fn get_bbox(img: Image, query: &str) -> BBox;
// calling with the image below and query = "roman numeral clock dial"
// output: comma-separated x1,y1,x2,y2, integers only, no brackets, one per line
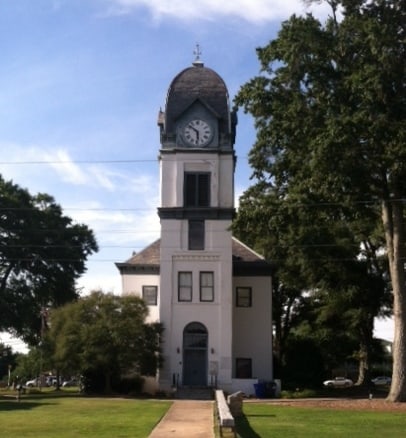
183,119,212,147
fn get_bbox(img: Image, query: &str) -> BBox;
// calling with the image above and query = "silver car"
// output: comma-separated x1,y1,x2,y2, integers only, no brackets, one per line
372,376,391,386
323,377,353,388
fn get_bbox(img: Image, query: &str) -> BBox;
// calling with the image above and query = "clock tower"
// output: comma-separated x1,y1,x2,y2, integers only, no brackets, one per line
157,53,237,390
117,51,273,397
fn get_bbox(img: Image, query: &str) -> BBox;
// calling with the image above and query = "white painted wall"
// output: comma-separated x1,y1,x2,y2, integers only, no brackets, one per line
159,217,234,389
232,276,273,380
160,152,234,208
121,274,160,322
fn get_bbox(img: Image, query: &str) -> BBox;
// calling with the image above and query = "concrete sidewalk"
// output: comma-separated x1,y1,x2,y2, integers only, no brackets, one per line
148,400,215,438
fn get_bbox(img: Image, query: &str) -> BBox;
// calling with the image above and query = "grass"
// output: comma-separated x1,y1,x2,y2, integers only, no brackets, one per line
235,403,406,438
0,389,171,438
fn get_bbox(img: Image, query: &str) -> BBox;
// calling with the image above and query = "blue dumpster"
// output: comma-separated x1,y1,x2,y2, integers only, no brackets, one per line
254,382,266,398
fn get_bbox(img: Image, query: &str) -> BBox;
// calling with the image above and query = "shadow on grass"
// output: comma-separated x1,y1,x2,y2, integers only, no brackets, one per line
27,391,81,399
0,398,56,412
319,385,388,399
235,414,265,438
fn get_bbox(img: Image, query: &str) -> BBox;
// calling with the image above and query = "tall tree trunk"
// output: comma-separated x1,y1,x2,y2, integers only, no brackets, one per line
356,347,369,387
382,200,406,402
356,317,373,387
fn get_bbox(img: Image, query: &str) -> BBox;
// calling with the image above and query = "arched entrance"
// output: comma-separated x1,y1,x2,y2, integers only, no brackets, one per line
183,322,208,386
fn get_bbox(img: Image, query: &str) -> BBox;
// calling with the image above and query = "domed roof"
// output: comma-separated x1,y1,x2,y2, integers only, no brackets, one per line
164,62,231,134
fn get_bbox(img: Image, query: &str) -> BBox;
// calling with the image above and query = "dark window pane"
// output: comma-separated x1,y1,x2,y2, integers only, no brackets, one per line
198,174,210,206
189,220,205,250
184,173,197,206
184,172,210,207
236,358,252,378
142,286,158,305
236,287,252,307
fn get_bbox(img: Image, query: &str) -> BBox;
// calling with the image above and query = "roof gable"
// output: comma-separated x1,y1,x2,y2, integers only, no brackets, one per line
116,237,271,277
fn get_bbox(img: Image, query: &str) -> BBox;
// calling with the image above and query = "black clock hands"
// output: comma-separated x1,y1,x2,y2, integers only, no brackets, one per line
187,124,200,144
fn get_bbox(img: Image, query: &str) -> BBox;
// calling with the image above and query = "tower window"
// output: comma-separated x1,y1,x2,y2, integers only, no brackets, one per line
184,172,210,207
178,272,193,302
200,272,214,302
189,220,205,250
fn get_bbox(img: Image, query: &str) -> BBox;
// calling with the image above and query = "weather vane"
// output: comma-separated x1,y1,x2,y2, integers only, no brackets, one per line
193,43,202,62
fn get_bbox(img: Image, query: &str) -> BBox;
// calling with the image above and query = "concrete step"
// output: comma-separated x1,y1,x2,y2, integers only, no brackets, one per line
175,386,214,400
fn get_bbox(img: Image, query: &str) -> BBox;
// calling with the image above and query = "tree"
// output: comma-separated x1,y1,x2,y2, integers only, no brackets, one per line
46,291,163,394
0,342,17,385
235,0,405,400
12,347,44,385
232,184,308,368
0,175,98,344
233,176,390,385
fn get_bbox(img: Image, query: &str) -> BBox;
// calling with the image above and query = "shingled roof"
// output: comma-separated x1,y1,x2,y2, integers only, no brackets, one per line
164,63,231,135
115,237,271,276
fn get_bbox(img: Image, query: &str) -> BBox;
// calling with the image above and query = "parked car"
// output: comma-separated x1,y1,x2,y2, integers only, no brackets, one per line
372,376,391,386
323,377,353,388
62,378,78,387
45,376,58,386
25,378,39,387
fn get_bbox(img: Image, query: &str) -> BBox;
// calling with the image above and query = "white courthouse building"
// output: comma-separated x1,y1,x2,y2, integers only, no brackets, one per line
116,55,273,396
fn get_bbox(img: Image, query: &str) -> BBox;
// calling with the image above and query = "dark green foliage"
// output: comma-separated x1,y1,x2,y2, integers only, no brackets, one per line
114,375,145,395
0,343,17,382
139,323,164,376
46,291,163,394
281,337,327,389
234,0,405,397
11,347,44,383
0,175,98,344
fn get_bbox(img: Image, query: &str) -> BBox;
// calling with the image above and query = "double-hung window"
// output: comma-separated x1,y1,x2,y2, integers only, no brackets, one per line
200,272,214,302
142,286,158,306
236,287,252,307
178,272,192,302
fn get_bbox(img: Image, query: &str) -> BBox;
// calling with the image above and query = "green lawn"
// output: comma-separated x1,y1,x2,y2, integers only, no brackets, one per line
236,403,406,438
0,390,171,438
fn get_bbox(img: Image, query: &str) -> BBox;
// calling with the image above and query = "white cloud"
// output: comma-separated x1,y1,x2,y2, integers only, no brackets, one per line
67,197,160,245
0,143,158,196
0,145,89,188
105,0,334,23
44,150,89,185
88,165,116,191
77,272,122,296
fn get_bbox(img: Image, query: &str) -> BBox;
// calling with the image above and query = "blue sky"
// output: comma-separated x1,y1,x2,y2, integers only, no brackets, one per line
0,0,392,350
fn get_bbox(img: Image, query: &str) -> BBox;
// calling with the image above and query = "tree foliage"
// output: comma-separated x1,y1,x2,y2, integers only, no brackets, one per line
234,0,405,400
0,175,98,344
11,347,44,385
46,291,163,394
0,342,17,383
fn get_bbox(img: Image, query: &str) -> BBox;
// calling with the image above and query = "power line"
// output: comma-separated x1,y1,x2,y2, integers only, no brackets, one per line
0,156,250,165
0,207,154,212
0,159,159,165
2,256,381,263
0,198,400,212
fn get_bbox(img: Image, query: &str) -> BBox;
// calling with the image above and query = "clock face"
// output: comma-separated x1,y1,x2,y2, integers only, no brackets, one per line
183,119,213,146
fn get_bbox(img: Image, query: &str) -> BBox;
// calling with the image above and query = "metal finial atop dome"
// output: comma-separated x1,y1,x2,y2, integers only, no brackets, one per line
192,43,204,67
